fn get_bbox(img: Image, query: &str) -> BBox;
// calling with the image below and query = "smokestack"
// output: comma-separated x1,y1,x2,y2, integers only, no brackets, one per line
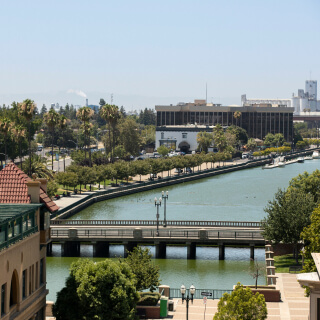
86,99,88,107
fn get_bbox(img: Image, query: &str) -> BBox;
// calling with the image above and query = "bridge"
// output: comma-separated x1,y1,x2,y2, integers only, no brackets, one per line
49,220,265,259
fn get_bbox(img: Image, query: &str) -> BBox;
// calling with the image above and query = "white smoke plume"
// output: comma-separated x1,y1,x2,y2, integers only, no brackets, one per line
67,89,87,98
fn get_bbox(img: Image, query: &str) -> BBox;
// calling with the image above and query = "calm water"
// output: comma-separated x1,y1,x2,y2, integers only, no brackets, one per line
47,159,320,301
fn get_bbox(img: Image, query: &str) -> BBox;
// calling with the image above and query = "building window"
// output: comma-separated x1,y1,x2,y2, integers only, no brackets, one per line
1,284,6,316
161,132,164,139
182,133,187,139
22,270,27,299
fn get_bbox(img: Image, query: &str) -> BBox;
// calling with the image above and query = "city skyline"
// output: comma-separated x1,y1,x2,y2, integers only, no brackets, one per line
0,0,319,110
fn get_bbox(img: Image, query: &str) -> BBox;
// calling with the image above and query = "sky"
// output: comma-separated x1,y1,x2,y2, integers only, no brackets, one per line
0,0,319,111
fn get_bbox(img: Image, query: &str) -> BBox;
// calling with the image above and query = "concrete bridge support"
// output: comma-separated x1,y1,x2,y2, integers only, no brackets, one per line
155,242,166,259
124,241,138,258
62,241,80,257
187,242,196,259
219,243,225,260
250,245,255,260
46,242,53,256
93,241,110,257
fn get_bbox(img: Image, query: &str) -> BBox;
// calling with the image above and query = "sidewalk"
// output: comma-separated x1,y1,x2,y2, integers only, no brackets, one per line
160,274,309,320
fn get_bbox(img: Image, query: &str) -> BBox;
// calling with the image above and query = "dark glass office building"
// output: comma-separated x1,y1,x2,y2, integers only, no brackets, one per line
156,103,294,141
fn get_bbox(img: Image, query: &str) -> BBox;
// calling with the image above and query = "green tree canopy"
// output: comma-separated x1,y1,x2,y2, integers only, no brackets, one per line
288,169,320,203
125,247,160,292
301,205,320,273
214,283,267,320
197,131,213,153
213,124,227,152
157,144,169,157
52,259,139,320
261,188,316,262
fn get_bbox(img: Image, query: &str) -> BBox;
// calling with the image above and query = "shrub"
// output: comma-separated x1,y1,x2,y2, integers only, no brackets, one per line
137,292,161,306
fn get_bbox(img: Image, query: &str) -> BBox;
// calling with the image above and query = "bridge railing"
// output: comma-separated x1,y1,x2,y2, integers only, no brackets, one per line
50,228,264,240
169,288,232,300
50,219,262,228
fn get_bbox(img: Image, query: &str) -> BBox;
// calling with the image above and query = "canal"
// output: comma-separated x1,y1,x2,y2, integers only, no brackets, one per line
47,159,320,301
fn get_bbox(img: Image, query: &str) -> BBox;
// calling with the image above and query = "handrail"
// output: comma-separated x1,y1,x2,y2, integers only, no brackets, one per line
50,227,264,241
51,219,262,228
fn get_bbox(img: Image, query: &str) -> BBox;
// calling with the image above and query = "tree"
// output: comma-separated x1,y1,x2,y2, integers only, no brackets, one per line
100,104,120,162
246,138,257,151
43,109,60,171
77,107,94,166
288,169,320,203
301,205,320,273
261,188,315,263
157,145,169,157
213,124,227,152
22,154,54,180
233,111,241,126
52,259,139,320
11,124,26,169
125,247,160,292
214,283,267,320
18,99,36,176
119,118,141,155
197,131,213,153
0,117,11,163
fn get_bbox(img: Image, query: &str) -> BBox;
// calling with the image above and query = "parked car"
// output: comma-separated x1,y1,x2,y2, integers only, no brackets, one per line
37,146,43,151
174,168,183,174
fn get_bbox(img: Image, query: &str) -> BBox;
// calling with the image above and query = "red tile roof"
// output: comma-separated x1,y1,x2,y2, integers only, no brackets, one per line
0,163,59,212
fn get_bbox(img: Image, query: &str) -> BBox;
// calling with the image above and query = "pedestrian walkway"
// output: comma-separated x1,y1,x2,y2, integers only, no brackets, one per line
159,274,309,320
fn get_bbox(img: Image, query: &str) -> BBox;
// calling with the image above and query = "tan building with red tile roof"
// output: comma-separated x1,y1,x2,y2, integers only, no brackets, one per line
0,163,59,213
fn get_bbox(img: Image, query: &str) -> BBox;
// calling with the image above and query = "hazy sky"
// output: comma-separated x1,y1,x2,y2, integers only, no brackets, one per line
0,0,319,110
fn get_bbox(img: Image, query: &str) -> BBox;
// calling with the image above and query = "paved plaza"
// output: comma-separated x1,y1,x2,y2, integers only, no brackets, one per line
161,274,309,320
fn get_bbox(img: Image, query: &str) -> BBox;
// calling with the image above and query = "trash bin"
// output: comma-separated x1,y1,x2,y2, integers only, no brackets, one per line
160,297,168,317
168,300,174,311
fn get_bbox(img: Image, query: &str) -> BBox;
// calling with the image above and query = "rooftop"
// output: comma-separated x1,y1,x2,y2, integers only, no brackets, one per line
0,204,42,224
0,163,59,212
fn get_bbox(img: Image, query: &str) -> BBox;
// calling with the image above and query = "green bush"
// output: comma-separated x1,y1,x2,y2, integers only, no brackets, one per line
137,292,161,306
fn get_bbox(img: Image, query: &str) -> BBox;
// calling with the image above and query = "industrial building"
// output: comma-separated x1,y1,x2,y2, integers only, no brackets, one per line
155,100,294,152
242,80,320,114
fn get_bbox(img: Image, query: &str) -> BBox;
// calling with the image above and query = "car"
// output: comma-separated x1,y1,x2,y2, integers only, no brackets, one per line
185,167,193,173
37,145,43,151
174,168,183,174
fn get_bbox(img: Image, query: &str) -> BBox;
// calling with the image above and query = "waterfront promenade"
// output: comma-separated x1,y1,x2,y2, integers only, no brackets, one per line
161,274,308,320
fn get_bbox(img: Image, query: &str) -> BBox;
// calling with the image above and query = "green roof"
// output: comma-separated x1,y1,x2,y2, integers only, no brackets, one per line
0,204,43,224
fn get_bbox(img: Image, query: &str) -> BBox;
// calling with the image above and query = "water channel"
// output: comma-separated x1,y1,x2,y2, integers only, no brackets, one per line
47,159,320,301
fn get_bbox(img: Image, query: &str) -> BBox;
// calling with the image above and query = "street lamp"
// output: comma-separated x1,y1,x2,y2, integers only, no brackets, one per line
161,191,169,227
180,284,196,320
154,197,162,236
68,140,78,150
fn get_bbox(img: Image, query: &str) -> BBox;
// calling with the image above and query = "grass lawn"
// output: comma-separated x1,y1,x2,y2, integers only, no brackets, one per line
274,254,303,273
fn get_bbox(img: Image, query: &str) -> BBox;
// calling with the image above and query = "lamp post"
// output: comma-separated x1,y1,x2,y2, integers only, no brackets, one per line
161,191,169,227
154,197,162,236
180,284,196,320
68,139,78,150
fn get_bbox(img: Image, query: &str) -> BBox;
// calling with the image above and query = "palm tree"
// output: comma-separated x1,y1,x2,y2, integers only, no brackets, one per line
22,154,54,180
100,104,120,163
0,117,12,165
233,111,241,126
43,109,60,171
18,99,36,175
58,115,68,171
77,107,94,166
11,123,26,169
